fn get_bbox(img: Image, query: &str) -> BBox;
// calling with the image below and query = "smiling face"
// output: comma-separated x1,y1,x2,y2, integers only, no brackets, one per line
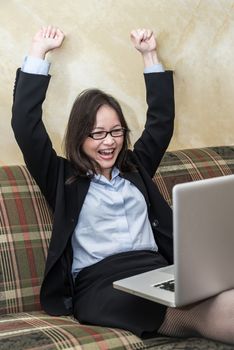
82,104,124,180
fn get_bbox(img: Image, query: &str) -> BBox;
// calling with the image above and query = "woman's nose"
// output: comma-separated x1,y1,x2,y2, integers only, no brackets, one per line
103,133,115,144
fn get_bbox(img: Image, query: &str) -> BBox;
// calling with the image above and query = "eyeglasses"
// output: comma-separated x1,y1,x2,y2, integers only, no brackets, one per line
88,127,128,140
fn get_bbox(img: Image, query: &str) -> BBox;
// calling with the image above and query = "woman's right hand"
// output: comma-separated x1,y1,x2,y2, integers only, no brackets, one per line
29,25,65,59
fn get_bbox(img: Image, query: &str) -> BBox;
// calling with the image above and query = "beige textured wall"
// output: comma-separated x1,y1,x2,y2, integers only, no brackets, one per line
1,0,234,165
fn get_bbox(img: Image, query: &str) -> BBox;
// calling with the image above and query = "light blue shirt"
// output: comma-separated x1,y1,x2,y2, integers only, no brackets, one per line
21,56,163,276
22,56,51,75
72,168,158,276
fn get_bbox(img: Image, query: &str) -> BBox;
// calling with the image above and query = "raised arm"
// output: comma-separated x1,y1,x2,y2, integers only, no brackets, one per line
12,26,65,209
130,29,174,177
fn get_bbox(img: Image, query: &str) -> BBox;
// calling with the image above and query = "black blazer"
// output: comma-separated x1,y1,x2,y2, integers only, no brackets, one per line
12,70,175,316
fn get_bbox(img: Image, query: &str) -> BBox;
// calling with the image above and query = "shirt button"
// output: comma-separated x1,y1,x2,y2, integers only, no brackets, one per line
152,219,159,228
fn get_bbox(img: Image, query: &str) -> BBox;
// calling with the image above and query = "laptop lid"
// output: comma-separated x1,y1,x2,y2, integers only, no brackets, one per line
173,174,234,306
114,174,234,307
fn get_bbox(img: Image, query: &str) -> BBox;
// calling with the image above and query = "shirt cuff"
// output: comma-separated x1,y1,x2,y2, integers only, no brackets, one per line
21,56,51,75
144,63,165,74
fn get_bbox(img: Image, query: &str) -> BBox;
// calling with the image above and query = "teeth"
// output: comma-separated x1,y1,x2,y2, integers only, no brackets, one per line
99,149,114,155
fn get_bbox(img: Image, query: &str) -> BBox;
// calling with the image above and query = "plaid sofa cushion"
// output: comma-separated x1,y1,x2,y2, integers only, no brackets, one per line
0,312,232,350
0,166,53,314
0,311,147,350
153,146,234,207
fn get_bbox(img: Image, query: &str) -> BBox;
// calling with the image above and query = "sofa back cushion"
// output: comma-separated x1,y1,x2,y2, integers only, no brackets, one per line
153,146,234,207
0,165,52,314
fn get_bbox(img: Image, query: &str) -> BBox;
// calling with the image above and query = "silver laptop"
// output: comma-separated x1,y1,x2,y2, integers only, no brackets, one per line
113,174,234,307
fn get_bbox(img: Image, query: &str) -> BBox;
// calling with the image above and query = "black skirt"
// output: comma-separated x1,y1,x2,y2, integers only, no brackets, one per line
73,250,169,338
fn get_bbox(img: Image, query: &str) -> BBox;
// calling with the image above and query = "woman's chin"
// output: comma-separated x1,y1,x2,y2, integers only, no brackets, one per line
97,157,116,170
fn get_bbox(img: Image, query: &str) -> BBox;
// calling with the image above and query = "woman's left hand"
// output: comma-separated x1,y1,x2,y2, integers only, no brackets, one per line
130,28,156,54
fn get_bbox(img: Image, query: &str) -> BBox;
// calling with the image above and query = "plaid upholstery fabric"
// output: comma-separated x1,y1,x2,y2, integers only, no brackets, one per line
0,312,232,350
153,146,234,207
0,312,146,350
0,165,53,314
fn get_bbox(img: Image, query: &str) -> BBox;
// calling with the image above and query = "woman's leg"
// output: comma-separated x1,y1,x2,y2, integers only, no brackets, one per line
158,289,234,344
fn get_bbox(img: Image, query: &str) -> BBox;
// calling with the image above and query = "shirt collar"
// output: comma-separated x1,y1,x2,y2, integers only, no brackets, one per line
92,167,120,184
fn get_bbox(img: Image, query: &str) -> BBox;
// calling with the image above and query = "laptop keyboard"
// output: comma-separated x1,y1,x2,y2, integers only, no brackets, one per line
153,279,175,292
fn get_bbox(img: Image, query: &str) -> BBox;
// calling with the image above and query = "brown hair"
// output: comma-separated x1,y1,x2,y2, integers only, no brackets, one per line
64,88,134,182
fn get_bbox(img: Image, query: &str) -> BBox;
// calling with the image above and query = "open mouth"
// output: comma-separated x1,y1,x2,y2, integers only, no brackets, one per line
98,148,115,158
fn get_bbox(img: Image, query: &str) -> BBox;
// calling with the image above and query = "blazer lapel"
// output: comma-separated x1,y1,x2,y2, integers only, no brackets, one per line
66,176,90,222
46,175,90,274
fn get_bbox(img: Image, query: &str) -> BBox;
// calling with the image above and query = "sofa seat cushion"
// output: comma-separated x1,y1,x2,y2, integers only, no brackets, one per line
0,311,148,350
0,312,232,350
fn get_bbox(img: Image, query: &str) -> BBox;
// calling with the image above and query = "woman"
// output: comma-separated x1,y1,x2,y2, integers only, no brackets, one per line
12,26,234,343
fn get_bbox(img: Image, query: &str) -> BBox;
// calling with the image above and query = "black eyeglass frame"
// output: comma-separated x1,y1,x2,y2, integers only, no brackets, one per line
88,127,129,140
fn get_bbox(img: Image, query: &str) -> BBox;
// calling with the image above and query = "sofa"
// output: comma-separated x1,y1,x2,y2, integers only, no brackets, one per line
0,145,234,350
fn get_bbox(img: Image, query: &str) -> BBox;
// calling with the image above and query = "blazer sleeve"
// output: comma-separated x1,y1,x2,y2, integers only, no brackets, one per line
11,69,60,209
133,71,175,177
